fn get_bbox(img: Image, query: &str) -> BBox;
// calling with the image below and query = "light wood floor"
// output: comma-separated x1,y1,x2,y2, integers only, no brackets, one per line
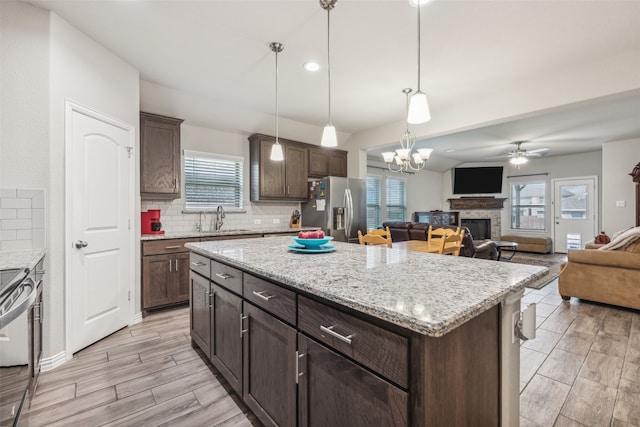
20,279,640,427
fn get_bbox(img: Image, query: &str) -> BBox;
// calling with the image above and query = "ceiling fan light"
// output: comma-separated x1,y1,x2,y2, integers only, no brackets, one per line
417,148,433,160
321,124,337,147
270,142,284,161
510,156,528,165
381,152,396,163
407,91,431,124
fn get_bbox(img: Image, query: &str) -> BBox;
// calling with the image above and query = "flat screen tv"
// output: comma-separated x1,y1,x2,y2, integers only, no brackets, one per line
453,166,503,194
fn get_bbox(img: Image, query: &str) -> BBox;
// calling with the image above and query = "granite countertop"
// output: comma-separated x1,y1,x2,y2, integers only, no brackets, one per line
186,236,547,337
141,226,317,241
0,249,47,272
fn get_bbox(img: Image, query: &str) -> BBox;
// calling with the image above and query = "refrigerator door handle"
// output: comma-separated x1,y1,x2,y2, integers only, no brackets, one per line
345,188,353,239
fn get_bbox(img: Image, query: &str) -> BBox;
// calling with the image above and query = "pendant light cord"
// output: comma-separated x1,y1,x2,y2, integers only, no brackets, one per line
416,3,421,92
275,47,279,142
327,7,332,125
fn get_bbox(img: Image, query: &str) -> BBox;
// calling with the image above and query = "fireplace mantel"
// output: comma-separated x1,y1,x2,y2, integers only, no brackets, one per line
448,197,507,210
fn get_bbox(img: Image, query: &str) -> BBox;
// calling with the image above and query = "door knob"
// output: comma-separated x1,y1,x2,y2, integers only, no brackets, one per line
75,240,88,249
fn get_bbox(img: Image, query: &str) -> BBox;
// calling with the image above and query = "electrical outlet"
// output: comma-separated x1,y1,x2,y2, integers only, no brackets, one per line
616,200,626,208
273,218,280,224
254,219,262,224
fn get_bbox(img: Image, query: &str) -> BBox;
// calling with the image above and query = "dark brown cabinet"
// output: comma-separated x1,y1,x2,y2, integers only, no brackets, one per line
210,283,243,396
242,302,297,427
298,334,408,427
308,147,348,178
190,271,211,356
142,239,196,314
249,134,308,201
140,112,183,199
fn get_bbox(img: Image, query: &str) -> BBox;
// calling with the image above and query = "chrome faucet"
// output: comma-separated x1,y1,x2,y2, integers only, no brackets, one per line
196,211,204,232
215,205,225,231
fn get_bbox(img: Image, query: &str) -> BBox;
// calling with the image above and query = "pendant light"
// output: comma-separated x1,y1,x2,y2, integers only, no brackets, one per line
320,0,338,147
270,42,284,161
407,0,431,124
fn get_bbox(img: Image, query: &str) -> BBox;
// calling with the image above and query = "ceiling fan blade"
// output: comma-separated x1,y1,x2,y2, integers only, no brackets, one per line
526,147,550,154
485,154,513,160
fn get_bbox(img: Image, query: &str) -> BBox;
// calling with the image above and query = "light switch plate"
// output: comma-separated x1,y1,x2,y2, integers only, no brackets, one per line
273,218,280,224
616,200,626,207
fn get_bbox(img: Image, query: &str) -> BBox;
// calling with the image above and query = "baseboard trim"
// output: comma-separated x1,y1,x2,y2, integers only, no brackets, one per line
40,351,66,372
130,312,142,326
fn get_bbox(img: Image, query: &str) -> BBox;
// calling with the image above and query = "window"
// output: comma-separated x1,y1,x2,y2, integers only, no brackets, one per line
184,150,243,210
366,176,381,230
386,177,407,223
510,181,545,230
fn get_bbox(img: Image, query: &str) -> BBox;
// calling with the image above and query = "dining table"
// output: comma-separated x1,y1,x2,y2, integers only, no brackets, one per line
393,239,463,254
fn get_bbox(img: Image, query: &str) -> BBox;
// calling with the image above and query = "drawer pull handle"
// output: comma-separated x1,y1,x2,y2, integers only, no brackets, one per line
191,261,206,267
165,245,181,249
320,325,354,345
215,273,232,280
252,290,275,301
240,314,248,338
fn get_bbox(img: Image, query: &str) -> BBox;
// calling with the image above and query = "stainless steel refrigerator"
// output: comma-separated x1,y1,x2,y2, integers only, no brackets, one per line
302,176,366,243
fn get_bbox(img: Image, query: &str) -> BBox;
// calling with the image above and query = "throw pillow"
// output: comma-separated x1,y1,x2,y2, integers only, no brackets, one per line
598,226,640,251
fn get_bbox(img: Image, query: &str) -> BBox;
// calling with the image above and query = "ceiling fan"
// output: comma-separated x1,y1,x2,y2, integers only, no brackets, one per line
488,141,550,165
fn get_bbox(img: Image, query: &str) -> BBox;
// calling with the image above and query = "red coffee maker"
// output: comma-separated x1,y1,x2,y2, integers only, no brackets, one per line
141,209,164,235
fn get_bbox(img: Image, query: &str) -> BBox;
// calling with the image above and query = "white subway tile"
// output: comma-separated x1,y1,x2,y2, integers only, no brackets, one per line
0,230,17,241
0,188,17,198
0,209,17,220
17,189,41,198
1,240,32,251
32,209,45,228
17,229,32,240
1,198,31,209
32,229,46,249
1,219,32,230
17,209,32,219
31,191,46,209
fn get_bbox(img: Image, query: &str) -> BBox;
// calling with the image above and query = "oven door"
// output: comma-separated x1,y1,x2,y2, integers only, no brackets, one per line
0,277,36,426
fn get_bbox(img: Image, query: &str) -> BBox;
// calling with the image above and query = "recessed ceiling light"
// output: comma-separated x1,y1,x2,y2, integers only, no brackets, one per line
304,62,320,72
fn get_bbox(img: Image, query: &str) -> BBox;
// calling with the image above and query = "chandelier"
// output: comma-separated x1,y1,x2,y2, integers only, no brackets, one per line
381,88,433,173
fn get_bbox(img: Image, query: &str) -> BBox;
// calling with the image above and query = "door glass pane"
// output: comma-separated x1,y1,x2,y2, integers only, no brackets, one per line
560,185,587,219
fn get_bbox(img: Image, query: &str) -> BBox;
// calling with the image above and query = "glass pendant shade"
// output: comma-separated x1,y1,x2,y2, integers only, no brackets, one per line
270,142,284,161
510,155,528,165
407,91,431,124
381,152,396,163
417,148,433,160
321,124,337,147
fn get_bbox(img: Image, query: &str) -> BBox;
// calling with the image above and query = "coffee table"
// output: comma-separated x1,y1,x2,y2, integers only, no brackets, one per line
495,241,518,261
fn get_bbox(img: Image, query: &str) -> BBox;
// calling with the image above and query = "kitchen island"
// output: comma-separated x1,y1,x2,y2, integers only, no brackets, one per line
186,236,547,426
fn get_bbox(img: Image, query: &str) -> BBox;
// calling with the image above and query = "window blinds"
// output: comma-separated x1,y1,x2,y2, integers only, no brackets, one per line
385,177,407,222
366,176,382,229
184,151,243,210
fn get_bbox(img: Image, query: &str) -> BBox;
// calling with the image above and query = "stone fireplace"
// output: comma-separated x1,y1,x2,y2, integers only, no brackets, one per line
448,198,506,241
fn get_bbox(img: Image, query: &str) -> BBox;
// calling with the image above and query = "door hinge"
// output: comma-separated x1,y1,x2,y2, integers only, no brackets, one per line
128,291,131,301
125,146,134,158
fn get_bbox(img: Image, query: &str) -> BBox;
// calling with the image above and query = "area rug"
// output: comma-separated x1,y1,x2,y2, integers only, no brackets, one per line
510,253,567,289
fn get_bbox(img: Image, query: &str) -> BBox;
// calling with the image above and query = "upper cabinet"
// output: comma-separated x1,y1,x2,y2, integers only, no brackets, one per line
140,112,184,199
249,134,308,201
308,147,348,178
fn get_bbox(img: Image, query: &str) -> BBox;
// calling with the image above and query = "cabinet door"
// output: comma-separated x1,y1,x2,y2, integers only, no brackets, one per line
190,272,211,356
211,283,243,396
259,139,286,198
298,334,408,427
142,254,173,309
328,151,347,177
174,252,191,303
285,144,308,199
308,148,328,177
140,113,182,199
243,302,296,427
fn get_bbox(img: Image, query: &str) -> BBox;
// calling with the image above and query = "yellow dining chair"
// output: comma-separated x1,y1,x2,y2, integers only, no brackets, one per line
427,226,460,255
358,228,392,248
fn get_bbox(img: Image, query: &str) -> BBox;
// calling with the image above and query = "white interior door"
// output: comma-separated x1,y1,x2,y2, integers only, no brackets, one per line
67,104,134,354
553,177,597,253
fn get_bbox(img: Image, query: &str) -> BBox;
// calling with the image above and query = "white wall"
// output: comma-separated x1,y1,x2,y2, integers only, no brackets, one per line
440,152,602,237
1,1,140,363
602,138,640,233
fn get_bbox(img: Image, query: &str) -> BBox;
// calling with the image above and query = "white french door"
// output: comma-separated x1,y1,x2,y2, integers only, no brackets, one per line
552,177,597,253
66,102,134,354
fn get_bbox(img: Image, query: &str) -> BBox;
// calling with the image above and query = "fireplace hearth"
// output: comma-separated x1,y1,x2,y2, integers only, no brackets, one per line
461,218,491,240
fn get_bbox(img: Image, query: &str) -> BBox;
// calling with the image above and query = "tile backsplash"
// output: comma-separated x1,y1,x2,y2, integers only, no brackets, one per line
0,188,47,251
141,198,301,233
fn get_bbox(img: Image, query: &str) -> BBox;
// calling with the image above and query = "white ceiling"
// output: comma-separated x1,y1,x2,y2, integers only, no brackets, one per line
25,0,640,165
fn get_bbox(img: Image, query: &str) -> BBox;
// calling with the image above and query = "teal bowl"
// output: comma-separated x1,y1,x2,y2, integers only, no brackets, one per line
292,236,333,248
